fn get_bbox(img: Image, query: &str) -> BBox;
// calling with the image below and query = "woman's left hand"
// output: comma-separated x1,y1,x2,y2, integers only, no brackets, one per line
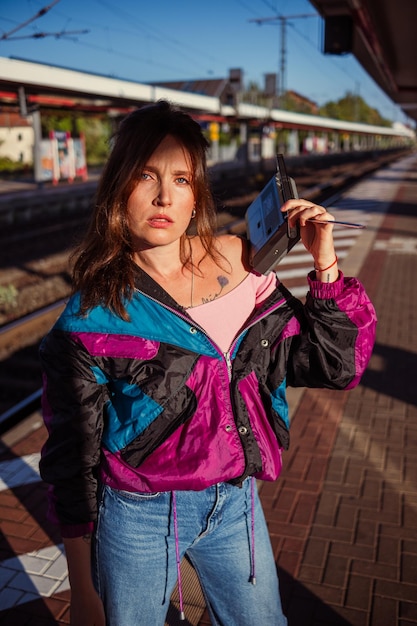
281,198,337,271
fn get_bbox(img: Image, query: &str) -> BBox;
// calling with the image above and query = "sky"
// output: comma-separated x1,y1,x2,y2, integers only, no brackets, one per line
0,0,411,126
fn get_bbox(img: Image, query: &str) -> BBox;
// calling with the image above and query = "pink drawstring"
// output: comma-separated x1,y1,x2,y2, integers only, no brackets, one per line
172,491,185,620
250,477,256,585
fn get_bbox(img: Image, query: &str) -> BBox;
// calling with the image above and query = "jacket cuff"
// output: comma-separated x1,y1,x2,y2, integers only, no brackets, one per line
60,521,95,538
307,270,344,299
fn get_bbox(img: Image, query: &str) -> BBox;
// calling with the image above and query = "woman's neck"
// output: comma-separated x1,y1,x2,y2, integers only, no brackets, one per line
132,239,189,281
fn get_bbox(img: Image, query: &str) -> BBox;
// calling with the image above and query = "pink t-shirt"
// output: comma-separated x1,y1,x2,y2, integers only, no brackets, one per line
187,271,276,352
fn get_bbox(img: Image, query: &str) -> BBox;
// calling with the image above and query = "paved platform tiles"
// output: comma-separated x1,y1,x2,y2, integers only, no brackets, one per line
1,153,417,624
266,155,417,626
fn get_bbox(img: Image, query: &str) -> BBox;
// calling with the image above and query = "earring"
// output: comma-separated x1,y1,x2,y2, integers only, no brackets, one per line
191,208,196,219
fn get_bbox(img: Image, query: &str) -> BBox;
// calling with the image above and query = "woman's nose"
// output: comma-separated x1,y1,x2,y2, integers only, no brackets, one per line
155,180,171,205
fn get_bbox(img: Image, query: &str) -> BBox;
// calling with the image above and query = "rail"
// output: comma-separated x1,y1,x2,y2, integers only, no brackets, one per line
0,301,66,433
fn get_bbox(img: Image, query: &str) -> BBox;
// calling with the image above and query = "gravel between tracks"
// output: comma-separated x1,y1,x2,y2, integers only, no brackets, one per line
0,250,72,326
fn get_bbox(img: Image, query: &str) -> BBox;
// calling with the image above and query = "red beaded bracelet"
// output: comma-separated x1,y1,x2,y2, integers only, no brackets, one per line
314,255,338,272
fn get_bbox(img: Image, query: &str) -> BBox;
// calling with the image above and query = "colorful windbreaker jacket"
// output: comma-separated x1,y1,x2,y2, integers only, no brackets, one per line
39,268,376,536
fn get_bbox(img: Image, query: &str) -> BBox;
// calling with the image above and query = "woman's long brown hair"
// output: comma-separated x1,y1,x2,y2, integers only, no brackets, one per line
71,100,220,320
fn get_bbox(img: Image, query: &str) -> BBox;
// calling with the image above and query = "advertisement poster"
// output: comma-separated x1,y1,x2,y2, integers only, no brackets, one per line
39,140,54,182
34,131,88,184
73,135,88,180
50,130,75,182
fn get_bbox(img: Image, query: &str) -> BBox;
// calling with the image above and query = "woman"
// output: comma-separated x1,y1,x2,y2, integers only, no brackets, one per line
39,100,376,626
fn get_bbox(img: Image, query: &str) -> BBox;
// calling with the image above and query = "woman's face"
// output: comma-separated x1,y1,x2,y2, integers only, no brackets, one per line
127,135,196,253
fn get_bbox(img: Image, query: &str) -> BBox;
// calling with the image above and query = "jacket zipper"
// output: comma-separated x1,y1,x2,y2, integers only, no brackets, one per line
224,350,233,381
134,288,288,464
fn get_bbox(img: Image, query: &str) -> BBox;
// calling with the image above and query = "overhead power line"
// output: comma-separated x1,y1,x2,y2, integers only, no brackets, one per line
1,0,62,40
3,29,90,41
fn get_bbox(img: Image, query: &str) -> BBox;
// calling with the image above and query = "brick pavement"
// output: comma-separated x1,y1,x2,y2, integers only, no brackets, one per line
1,153,417,625
255,153,417,626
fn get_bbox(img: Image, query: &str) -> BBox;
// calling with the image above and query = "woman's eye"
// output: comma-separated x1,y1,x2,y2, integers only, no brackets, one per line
176,177,189,184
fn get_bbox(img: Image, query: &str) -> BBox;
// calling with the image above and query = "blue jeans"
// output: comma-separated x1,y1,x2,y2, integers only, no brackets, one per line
93,479,287,626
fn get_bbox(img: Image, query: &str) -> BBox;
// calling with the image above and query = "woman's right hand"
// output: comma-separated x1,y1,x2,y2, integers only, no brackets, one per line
70,587,106,626
63,535,106,625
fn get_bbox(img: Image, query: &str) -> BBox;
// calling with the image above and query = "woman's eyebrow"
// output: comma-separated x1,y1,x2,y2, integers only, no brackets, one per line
142,165,192,176
173,169,192,177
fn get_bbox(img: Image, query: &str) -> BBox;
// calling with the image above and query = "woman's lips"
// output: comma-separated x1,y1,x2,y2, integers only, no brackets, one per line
147,214,173,228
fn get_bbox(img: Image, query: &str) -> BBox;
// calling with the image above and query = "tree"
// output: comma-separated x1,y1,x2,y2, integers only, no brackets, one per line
40,112,112,166
319,92,390,126
77,117,111,166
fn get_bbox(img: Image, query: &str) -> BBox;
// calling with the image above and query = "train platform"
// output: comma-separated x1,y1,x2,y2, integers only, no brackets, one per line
0,152,417,625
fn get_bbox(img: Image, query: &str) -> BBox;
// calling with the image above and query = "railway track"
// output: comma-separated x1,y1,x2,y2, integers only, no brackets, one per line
0,149,410,433
0,301,65,433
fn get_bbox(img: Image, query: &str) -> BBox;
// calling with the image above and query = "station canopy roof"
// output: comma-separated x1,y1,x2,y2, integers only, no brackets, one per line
309,0,417,124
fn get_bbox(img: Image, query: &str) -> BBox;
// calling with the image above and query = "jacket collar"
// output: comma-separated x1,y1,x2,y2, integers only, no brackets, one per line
133,264,189,315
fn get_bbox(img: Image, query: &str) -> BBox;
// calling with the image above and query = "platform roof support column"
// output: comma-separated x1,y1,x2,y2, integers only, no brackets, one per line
239,121,249,170
342,133,350,151
32,109,43,185
288,129,299,156
209,122,220,164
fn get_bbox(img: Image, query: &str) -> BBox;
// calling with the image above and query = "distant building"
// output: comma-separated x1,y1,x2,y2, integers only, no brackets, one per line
284,90,319,115
149,68,243,107
0,109,34,163
150,69,319,117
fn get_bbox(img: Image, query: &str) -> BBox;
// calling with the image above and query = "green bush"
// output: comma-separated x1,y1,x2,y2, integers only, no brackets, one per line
0,284,18,313
0,157,31,174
